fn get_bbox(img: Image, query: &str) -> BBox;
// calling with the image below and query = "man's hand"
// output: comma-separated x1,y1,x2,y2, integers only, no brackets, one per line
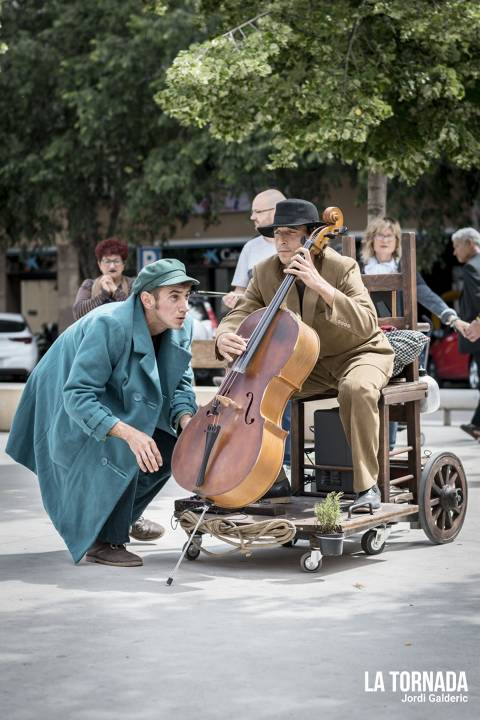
465,318,480,342
109,421,162,473
99,274,118,296
216,332,247,362
453,318,470,338
178,414,192,430
222,290,244,309
284,248,335,307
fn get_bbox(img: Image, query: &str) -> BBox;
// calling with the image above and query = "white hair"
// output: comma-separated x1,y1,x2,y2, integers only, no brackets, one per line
451,227,480,246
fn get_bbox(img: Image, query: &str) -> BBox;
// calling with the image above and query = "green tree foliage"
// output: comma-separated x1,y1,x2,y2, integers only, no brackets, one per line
161,0,480,184
388,164,480,272
0,0,265,276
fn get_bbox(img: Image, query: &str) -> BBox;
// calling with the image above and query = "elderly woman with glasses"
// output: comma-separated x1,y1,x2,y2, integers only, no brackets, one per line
361,217,467,332
73,237,135,320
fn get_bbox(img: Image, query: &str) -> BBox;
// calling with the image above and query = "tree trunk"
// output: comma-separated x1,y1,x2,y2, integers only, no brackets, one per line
0,246,6,312
471,199,480,228
56,231,80,332
367,172,387,222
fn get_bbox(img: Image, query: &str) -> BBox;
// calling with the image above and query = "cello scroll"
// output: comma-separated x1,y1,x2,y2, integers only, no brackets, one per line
308,206,346,256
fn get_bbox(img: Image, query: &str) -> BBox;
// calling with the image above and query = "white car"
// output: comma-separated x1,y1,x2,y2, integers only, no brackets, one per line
0,313,39,380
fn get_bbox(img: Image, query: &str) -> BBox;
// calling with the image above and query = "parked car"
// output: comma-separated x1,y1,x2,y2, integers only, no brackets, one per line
0,313,39,381
428,328,479,389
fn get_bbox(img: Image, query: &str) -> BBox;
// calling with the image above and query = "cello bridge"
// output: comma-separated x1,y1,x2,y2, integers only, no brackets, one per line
216,394,242,411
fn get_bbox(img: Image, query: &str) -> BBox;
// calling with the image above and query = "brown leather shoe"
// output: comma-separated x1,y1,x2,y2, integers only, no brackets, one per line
86,541,143,567
130,516,165,541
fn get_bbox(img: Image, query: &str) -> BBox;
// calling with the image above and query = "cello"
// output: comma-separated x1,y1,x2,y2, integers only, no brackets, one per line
172,207,345,508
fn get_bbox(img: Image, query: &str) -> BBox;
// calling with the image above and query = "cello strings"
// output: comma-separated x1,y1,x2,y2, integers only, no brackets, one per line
212,234,316,402
234,234,317,371
210,272,295,404
210,230,321,404
216,273,293,398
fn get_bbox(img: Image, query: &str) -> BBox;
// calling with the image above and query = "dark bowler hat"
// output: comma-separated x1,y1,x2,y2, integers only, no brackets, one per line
132,258,199,295
258,199,320,238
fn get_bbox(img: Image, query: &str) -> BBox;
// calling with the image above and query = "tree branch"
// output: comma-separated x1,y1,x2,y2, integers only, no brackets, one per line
343,0,368,90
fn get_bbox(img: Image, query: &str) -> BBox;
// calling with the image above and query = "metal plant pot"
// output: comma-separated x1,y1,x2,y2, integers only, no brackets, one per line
318,532,344,556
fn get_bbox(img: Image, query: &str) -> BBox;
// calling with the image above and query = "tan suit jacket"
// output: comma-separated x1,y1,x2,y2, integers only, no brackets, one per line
217,246,394,381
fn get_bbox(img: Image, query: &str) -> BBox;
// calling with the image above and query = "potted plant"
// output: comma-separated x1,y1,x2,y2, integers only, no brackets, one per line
314,491,344,556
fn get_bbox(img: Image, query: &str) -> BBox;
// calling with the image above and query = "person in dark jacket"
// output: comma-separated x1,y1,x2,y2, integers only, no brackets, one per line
452,227,480,439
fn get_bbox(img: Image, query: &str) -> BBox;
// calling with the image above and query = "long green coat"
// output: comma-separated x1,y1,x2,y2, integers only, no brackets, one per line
6,295,197,563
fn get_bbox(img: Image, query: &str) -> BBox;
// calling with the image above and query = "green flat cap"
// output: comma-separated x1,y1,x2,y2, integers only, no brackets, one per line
132,258,199,294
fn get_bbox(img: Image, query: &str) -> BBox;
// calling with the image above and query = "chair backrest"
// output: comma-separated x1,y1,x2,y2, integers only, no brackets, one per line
191,339,226,370
342,232,421,381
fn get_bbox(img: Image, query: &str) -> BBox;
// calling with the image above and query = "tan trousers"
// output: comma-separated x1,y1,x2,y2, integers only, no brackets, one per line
298,359,390,493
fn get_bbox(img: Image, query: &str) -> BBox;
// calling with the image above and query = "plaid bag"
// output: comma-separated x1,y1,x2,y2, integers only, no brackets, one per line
384,329,428,376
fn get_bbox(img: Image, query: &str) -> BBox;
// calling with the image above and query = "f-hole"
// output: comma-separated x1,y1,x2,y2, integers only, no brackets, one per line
244,392,255,425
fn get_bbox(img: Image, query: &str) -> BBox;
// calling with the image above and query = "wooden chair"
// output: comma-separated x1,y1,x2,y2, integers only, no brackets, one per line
191,340,227,386
291,232,428,505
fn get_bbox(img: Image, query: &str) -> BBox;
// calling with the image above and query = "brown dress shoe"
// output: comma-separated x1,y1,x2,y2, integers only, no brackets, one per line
130,516,165,541
86,542,143,567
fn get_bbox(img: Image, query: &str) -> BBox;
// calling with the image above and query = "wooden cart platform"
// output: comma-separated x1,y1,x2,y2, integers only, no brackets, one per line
173,494,422,572
175,495,418,536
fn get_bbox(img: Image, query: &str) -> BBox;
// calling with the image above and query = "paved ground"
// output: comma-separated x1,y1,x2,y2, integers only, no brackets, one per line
1,407,479,720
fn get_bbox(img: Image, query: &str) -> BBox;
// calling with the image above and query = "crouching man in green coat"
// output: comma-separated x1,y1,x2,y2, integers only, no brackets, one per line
6,259,199,568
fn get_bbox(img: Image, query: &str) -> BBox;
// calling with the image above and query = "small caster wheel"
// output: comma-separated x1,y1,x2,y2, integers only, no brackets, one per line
361,529,385,555
183,539,201,561
300,552,322,573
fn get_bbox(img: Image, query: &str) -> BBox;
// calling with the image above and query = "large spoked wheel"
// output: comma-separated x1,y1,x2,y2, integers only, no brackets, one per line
419,452,467,544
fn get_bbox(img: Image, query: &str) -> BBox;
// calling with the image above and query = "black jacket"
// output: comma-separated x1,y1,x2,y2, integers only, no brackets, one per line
459,253,480,355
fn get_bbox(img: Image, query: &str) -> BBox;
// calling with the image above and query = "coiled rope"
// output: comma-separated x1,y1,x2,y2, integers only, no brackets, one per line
179,510,296,558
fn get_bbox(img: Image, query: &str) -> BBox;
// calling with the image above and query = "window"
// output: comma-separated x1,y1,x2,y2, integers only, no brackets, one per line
0,320,26,333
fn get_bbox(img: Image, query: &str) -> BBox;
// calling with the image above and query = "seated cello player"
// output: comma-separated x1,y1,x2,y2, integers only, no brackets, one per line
215,199,394,512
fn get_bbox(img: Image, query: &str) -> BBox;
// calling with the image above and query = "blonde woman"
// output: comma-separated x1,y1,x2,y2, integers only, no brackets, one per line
361,217,402,274
361,217,466,330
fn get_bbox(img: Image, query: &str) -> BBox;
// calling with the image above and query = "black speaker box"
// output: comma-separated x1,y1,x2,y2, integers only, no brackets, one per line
314,408,355,493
